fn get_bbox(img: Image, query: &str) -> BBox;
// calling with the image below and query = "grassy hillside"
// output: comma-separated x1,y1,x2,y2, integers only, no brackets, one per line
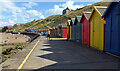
10,2,110,31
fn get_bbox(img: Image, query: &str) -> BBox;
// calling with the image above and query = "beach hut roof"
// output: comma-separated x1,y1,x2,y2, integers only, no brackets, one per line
74,16,81,25
96,6,107,15
59,24,61,26
62,24,68,28
88,6,107,21
76,16,81,22
85,12,91,19
102,1,119,18
67,20,71,26
80,12,91,23
70,18,75,26
53,27,55,29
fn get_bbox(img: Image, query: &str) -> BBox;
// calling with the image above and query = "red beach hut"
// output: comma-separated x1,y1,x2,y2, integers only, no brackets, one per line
80,12,91,46
61,24,68,38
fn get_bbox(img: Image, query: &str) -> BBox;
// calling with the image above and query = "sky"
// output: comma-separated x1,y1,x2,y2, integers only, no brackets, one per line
0,0,104,27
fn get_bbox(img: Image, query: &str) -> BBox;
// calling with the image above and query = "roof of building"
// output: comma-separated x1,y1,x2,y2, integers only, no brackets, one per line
102,1,119,18
88,6,107,21
70,18,75,26
67,20,71,26
80,12,91,23
95,6,107,15
66,7,70,10
63,7,70,11
85,12,91,19
74,16,81,25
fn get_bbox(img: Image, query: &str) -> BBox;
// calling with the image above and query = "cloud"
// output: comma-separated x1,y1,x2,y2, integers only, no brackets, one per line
0,22,9,27
21,18,28,22
46,0,84,15
23,10,45,19
61,0,84,10
26,10,42,17
9,20,15,24
0,0,21,13
0,0,45,27
87,4,92,6
46,5,63,15
22,2,38,8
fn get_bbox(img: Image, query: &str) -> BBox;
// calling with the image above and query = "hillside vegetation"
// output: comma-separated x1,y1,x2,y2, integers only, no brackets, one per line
10,1,110,31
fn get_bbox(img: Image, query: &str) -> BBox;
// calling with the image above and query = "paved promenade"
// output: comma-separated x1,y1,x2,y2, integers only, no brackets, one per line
1,36,120,71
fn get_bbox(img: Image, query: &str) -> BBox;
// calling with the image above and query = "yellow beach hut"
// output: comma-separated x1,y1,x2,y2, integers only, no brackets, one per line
88,6,107,51
67,20,71,40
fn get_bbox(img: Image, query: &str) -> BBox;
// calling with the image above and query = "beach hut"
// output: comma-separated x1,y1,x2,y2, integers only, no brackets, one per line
55,27,57,36
102,2,120,55
54,27,55,36
57,26,59,37
53,27,55,36
61,24,68,38
80,12,91,46
88,6,107,51
70,18,76,42
67,20,71,40
58,24,62,37
74,16,82,43
50,29,54,37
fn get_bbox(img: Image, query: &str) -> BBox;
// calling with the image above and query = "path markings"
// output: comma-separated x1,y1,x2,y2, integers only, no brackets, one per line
17,40,40,71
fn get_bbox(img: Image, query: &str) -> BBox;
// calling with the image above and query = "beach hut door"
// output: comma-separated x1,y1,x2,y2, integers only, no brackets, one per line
93,17,99,48
110,12,118,52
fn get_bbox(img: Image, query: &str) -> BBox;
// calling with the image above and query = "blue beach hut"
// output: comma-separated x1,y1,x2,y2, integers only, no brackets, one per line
102,1,120,55
70,18,76,42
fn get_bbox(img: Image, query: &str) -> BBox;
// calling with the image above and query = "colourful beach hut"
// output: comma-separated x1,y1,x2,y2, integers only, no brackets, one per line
58,24,62,37
67,20,71,40
55,27,57,36
61,24,68,38
57,26,59,37
102,2,120,55
70,18,76,42
88,6,107,51
74,16,82,43
53,27,55,36
50,29,53,36
80,12,91,46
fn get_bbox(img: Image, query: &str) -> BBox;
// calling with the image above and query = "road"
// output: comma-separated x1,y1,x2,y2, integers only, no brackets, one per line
1,36,120,71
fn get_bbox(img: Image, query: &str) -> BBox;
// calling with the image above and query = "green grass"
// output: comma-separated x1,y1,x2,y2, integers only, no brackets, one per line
1,43,27,63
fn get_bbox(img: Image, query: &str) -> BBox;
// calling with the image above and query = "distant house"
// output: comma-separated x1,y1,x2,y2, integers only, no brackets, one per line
14,23,21,26
2,26,12,32
62,7,71,15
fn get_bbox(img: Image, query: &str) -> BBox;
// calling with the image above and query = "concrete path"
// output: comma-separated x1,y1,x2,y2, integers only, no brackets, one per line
1,36,120,71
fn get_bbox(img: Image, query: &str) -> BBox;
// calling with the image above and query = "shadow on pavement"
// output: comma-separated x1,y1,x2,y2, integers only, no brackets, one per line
31,36,120,70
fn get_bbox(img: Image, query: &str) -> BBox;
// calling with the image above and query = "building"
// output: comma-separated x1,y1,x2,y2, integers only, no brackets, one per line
74,16,82,43
70,18,76,42
67,20,71,40
14,23,21,26
2,26,12,32
61,24,68,38
58,24,62,37
102,1,120,55
88,6,107,51
80,12,91,46
62,7,71,15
